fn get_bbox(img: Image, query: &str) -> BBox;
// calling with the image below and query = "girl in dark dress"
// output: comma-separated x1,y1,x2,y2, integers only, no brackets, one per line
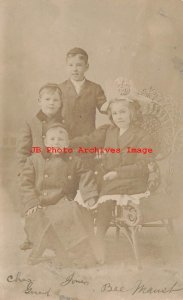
71,97,155,263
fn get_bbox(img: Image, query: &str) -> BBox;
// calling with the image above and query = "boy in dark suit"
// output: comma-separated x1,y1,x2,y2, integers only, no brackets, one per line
16,83,63,175
59,49,107,253
20,123,98,266
59,47,106,138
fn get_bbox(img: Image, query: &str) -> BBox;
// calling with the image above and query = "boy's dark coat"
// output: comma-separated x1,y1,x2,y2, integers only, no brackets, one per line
59,79,106,138
21,153,98,214
21,153,98,252
16,110,62,174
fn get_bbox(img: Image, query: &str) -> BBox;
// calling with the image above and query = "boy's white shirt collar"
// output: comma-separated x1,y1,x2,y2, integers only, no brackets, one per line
119,127,128,136
70,78,86,94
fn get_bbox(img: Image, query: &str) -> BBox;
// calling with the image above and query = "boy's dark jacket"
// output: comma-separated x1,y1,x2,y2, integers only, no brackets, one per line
71,124,155,196
20,152,98,214
16,110,63,174
59,79,106,138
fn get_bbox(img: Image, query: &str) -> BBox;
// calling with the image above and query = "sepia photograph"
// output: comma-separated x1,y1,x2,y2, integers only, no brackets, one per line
1,0,183,299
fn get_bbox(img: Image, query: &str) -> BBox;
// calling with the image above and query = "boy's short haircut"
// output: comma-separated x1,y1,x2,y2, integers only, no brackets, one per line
39,83,62,99
66,47,88,64
46,122,68,137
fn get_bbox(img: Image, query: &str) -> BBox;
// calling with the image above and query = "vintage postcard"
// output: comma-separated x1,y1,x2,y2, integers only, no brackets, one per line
1,0,183,299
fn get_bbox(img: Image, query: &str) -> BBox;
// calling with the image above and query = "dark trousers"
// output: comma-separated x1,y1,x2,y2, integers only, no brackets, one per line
95,200,114,262
96,200,114,237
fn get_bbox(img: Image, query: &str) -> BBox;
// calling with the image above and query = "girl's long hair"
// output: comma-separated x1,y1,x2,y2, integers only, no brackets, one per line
107,98,143,127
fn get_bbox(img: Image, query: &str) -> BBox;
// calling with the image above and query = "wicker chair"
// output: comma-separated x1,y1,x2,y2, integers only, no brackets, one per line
109,87,183,269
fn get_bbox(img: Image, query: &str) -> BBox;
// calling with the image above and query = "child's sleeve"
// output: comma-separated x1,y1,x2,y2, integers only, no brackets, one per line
75,157,98,203
114,134,154,179
96,84,107,113
16,122,32,175
70,124,109,148
20,157,38,214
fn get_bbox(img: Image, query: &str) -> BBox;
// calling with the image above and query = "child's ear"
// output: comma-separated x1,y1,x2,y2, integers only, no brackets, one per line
86,63,89,71
38,97,41,105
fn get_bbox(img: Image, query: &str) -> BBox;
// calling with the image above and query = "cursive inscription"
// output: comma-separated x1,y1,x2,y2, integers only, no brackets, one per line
101,282,130,293
132,280,183,295
7,272,51,296
7,272,32,285
60,272,89,286
101,280,183,296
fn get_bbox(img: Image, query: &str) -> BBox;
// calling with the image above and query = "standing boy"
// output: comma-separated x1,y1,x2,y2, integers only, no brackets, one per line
16,83,63,175
59,48,107,249
59,47,106,138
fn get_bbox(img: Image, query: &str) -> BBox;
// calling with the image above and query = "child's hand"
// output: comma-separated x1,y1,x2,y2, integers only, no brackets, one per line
103,171,118,181
25,206,38,217
86,198,97,209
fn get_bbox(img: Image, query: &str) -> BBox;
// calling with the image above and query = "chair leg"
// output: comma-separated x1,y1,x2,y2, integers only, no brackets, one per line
118,225,142,269
115,226,120,242
129,226,142,270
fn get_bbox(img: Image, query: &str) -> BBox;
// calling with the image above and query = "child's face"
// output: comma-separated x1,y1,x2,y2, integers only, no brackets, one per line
44,128,69,148
66,55,89,81
38,90,62,118
111,102,131,129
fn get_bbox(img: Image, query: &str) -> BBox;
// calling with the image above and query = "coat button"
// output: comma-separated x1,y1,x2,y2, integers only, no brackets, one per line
44,174,48,178
69,156,72,160
62,119,65,124
94,171,98,175
42,120,46,124
43,191,47,196
42,135,46,138
68,175,72,180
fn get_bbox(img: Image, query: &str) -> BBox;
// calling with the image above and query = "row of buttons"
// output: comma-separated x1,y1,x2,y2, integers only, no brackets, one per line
43,174,72,179
42,175,72,196
42,120,65,124
45,156,73,161
41,119,65,138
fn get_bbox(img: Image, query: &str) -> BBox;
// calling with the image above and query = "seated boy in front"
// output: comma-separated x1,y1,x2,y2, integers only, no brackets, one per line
20,123,98,266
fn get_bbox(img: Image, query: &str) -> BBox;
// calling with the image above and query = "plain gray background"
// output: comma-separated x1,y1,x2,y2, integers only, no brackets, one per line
1,0,183,140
